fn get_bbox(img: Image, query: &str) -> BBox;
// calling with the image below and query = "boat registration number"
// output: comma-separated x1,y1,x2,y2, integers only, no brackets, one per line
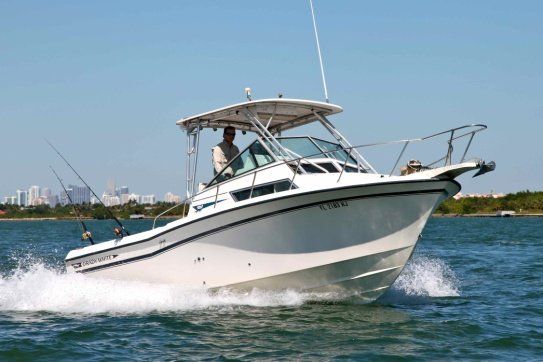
319,200,349,211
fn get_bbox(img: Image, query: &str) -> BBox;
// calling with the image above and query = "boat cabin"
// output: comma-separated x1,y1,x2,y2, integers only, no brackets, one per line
175,98,375,214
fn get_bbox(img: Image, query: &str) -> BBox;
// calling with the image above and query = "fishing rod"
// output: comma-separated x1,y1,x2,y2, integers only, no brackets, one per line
50,166,94,245
45,139,130,237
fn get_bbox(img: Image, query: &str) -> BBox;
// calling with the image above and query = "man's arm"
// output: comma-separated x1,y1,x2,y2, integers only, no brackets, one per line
212,146,225,174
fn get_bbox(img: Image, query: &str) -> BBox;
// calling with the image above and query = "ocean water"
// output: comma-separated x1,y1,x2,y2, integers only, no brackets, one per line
0,218,541,360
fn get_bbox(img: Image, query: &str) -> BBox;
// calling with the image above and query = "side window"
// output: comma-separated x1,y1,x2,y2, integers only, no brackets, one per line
316,163,339,173
231,180,296,201
300,163,326,173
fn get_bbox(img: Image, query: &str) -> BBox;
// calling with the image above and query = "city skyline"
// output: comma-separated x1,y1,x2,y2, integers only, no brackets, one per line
1,2,542,196
2,180,181,207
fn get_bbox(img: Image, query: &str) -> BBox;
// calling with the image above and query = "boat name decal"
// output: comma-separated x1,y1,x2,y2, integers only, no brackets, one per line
194,199,225,212
72,254,119,269
319,201,349,211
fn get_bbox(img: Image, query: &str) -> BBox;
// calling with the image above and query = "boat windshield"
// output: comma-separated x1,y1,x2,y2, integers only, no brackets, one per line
277,137,322,159
208,140,274,186
276,137,357,163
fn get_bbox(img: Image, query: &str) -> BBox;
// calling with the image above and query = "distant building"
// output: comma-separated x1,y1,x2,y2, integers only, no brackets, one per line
48,195,59,207
114,186,129,198
28,185,40,206
453,192,506,200
100,192,109,205
32,196,48,206
41,187,51,198
128,193,141,204
60,190,71,206
3,196,16,205
101,193,121,207
106,179,116,197
120,193,131,205
68,184,91,204
141,195,156,205
164,192,181,204
16,190,28,206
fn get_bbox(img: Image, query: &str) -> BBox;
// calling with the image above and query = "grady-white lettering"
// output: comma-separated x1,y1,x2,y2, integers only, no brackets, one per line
72,254,118,269
319,201,349,211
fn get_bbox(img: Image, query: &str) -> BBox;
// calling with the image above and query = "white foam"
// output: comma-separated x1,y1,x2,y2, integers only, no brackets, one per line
392,256,460,297
0,263,313,314
0,255,459,314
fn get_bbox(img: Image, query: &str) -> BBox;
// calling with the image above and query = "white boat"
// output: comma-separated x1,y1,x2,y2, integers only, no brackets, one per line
65,98,494,301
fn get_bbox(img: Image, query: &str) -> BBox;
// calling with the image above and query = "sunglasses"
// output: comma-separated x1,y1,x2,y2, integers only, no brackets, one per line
225,132,236,136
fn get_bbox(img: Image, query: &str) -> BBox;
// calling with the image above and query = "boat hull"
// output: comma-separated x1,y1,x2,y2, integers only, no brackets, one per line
65,179,459,301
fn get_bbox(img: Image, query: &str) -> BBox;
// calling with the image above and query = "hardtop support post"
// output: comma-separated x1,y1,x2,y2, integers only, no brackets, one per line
191,124,201,197
242,107,291,160
185,124,201,199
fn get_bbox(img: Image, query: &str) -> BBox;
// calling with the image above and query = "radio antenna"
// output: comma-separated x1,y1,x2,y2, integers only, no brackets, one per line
309,0,329,103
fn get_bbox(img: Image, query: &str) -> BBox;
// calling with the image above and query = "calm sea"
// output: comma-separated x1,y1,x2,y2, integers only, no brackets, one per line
0,218,541,360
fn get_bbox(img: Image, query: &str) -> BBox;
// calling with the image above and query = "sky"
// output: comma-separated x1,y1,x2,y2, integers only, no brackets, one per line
1,1,542,199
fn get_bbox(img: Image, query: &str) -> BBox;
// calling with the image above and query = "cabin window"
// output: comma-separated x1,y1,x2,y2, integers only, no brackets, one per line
300,163,326,173
316,162,339,173
231,180,296,201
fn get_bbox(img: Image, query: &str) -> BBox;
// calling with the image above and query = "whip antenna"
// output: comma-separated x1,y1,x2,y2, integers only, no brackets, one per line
309,0,329,103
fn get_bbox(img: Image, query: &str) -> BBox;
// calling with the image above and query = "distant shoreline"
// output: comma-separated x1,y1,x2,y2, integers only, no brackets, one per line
1,214,542,221
0,216,179,221
433,213,543,218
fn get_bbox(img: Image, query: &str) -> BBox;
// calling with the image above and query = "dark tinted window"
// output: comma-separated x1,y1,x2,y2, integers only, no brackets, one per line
317,163,339,173
300,163,326,173
231,180,296,201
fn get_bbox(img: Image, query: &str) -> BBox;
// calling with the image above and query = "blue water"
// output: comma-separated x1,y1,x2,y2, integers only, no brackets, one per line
0,218,542,360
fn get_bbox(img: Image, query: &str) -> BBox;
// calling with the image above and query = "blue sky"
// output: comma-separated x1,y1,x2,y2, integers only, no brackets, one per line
1,1,542,199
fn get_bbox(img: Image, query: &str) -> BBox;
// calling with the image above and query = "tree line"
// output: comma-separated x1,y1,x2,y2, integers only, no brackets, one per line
0,201,188,219
436,190,543,215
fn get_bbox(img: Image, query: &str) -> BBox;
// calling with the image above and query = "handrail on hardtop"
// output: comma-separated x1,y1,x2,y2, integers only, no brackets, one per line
152,124,487,229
